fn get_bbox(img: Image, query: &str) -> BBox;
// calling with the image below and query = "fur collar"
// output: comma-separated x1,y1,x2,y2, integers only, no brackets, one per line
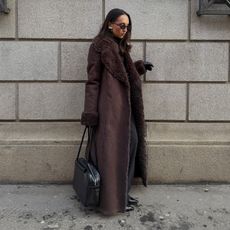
92,35,140,87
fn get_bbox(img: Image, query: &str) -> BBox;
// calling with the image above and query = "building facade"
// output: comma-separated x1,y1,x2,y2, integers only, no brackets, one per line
0,0,229,183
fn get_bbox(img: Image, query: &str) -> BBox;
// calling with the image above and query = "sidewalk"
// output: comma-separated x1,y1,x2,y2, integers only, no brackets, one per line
0,184,230,230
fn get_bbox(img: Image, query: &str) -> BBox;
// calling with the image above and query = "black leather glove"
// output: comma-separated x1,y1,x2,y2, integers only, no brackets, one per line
143,61,154,71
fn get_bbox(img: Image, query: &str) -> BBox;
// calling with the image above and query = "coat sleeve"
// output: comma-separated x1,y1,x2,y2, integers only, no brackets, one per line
134,60,146,76
81,44,102,126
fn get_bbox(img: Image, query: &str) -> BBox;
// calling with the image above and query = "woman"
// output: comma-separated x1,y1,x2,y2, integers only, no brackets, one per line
81,8,153,215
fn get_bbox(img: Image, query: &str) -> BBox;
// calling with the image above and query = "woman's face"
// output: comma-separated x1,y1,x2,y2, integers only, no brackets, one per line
109,14,129,39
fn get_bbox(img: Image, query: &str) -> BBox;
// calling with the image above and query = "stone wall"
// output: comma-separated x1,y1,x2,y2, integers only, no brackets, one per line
0,0,229,183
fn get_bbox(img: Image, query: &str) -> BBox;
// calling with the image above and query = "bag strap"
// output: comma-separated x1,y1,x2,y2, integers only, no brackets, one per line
76,126,88,161
76,126,98,166
86,127,99,167
85,126,93,159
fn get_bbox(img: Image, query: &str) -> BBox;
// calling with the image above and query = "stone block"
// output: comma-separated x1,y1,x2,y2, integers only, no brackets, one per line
146,42,229,81
189,84,230,120
191,0,230,40
61,42,90,81
146,122,230,144
148,145,230,183
0,42,58,81
0,144,77,182
0,84,15,119
130,42,144,61
0,0,15,38
0,122,86,182
143,83,186,120
19,83,84,120
105,0,188,39
18,0,102,39
0,122,82,144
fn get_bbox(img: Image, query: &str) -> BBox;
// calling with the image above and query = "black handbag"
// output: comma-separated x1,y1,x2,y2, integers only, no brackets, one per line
73,126,100,207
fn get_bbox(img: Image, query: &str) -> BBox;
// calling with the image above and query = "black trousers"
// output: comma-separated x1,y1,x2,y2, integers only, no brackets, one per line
126,111,138,203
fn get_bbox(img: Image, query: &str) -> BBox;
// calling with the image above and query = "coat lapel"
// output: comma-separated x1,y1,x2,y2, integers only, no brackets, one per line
92,35,130,87
124,51,142,90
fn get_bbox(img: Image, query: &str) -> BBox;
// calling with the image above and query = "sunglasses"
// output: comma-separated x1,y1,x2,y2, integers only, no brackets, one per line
113,23,130,31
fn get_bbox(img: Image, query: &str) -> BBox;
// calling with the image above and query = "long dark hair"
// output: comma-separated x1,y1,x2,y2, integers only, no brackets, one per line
97,8,132,53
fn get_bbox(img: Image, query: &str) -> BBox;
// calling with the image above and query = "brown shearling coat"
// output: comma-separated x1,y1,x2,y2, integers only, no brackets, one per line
81,34,148,215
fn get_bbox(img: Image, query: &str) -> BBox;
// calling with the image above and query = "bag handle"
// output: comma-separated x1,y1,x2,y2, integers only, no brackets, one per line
76,126,97,165
85,126,94,159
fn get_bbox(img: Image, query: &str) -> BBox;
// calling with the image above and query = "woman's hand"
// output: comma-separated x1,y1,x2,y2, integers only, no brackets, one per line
143,61,154,71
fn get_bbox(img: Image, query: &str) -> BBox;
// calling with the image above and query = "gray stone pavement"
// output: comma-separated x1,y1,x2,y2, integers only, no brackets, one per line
0,184,230,230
